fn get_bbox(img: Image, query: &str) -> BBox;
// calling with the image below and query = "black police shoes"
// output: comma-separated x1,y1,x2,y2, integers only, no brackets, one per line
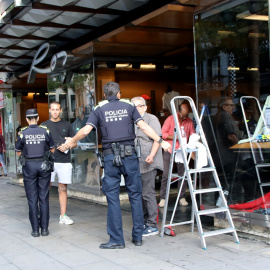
41,229,49,236
99,242,125,249
132,239,142,246
31,230,40,237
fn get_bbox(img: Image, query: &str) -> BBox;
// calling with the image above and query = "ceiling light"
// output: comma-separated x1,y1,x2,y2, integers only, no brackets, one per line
116,64,130,68
243,14,269,21
228,66,240,71
217,31,236,36
141,64,156,69
249,33,265,37
247,68,259,71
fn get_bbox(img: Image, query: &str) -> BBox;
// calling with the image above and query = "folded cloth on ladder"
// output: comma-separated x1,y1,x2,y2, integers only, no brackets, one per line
194,142,208,169
175,133,207,168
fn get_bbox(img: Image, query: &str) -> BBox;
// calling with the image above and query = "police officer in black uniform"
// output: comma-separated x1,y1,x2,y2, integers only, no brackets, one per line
60,82,171,249
15,109,55,237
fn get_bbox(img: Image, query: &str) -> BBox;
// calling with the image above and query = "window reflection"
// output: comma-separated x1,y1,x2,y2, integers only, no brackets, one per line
195,0,270,221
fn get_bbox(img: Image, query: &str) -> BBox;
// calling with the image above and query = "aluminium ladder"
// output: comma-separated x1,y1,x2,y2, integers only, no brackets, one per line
239,96,270,215
160,96,239,249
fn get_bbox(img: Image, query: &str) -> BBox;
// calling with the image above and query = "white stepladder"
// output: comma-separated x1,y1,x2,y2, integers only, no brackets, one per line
239,96,270,214
160,96,239,249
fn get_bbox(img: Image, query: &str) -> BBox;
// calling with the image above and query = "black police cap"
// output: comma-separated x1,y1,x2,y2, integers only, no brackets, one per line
26,109,39,117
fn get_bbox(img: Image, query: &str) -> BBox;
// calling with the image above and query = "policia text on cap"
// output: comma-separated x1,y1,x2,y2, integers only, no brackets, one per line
15,109,55,237
58,82,171,249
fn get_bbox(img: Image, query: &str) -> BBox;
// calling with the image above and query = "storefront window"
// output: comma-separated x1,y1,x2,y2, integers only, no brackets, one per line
194,0,270,232
47,62,100,192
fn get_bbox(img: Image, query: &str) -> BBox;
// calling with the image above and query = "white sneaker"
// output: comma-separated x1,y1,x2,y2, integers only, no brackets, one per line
59,214,74,225
159,199,165,208
179,198,188,206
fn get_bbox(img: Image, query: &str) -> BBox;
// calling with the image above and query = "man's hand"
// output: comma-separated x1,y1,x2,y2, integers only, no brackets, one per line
57,143,69,152
161,140,171,152
145,154,154,164
65,137,76,149
57,137,76,152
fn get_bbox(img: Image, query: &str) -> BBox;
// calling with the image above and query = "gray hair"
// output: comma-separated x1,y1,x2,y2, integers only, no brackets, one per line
103,82,120,98
218,97,233,110
131,96,146,105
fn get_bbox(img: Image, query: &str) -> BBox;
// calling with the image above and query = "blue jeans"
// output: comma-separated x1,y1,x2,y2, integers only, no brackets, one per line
0,153,7,175
102,152,143,244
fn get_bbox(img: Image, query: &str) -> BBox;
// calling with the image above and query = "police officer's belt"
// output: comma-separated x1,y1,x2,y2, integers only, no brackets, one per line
25,157,44,161
103,145,136,156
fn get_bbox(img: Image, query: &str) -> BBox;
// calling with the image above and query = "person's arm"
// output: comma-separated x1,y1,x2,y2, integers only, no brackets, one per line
228,134,239,144
61,125,93,151
145,141,160,164
137,120,171,152
15,134,23,157
68,123,77,148
161,116,176,140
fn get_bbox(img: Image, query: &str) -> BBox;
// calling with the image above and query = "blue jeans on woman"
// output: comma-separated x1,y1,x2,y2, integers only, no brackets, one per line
0,153,7,176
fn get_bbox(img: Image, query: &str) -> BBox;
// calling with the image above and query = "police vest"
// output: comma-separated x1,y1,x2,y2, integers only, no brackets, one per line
20,126,50,158
97,99,136,144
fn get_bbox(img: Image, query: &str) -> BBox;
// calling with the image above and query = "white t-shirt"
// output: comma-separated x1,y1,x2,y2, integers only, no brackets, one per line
162,91,183,114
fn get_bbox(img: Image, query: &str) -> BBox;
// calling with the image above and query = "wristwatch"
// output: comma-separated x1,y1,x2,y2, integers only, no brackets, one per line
157,137,163,144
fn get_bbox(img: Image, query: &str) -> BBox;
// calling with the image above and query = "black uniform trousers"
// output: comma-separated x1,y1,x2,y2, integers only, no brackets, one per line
102,152,144,245
23,160,51,231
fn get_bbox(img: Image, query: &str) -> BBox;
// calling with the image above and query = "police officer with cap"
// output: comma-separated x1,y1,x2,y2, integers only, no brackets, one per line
15,109,55,237
60,82,171,249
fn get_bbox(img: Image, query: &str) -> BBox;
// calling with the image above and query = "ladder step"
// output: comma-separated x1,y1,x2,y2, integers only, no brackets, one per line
260,182,270,187
203,228,236,238
193,187,222,194
256,163,270,168
188,167,215,173
198,207,228,215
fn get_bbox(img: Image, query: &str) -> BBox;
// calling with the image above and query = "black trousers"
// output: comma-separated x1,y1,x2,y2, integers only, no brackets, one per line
23,160,51,231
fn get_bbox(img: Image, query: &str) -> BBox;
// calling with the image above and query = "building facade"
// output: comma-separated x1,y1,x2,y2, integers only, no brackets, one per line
0,0,269,237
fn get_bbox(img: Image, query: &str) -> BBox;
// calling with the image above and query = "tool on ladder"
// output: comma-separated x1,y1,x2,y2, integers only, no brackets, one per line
239,96,270,215
160,96,239,249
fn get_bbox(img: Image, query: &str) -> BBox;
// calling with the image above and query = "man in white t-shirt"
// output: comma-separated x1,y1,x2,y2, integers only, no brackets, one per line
162,84,183,115
42,102,76,225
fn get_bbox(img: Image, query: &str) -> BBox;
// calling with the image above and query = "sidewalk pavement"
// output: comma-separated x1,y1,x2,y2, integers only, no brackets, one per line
1,178,270,270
